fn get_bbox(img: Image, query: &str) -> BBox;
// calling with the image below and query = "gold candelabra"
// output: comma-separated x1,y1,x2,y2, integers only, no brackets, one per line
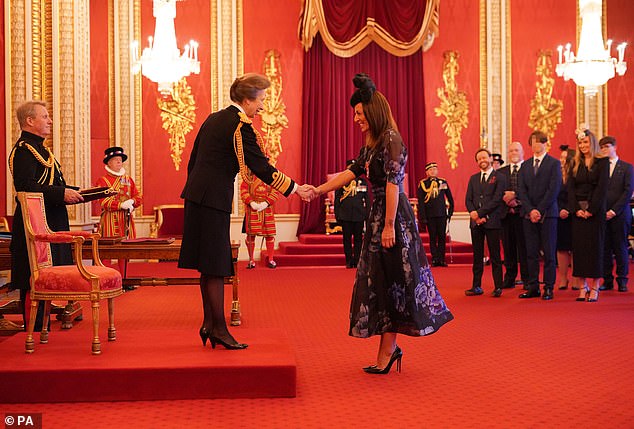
157,77,197,171
435,51,469,169
259,50,288,166
529,50,563,144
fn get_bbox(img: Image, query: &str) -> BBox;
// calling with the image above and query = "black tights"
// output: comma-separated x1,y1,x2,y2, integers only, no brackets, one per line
199,274,237,344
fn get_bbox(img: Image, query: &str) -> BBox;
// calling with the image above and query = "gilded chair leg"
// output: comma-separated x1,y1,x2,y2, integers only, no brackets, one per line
91,300,101,355
25,299,38,354
107,298,116,341
40,300,51,344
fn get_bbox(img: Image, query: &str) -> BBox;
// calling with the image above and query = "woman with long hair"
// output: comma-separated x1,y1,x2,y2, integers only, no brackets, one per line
314,74,453,373
568,128,609,302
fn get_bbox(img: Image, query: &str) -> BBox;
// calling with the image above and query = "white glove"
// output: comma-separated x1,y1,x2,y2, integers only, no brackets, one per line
256,202,269,212
120,199,135,212
249,201,259,210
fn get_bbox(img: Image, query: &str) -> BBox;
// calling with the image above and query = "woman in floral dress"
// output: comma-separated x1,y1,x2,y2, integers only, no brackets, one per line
315,74,454,374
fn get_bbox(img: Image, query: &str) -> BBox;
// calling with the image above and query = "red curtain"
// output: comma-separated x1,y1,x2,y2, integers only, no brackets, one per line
297,33,427,234
321,0,427,43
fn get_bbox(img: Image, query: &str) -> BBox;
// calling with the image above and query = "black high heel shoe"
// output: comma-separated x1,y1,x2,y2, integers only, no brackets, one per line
363,346,403,374
576,285,590,301
209,335,248,350
587,287,599,302
199,327,210,346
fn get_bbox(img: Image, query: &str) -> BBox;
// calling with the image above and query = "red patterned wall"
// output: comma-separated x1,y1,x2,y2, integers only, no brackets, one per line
243,0,304,214
606,0,634,161
511,0,577,149
423,0,480,212
89,0,110,216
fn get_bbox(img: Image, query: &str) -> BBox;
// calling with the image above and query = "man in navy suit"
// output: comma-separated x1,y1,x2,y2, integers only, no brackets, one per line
465,148,506,297
517,131,561,300
599,136,634,292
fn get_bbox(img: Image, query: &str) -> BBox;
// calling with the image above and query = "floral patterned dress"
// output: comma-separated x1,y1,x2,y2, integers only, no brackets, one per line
348,129,454,338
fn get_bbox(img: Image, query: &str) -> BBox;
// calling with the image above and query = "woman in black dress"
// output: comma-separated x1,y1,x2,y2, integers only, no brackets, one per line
568,128,609,302
556,146,576,290
179,73,312,349
314,74,454,374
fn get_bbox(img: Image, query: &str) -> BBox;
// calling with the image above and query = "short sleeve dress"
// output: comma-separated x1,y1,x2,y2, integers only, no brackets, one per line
348,129,454,338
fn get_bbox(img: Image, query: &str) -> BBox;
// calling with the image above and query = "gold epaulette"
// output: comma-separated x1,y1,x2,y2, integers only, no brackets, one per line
340,179,357,202
420,177,439,203
8,140,58,185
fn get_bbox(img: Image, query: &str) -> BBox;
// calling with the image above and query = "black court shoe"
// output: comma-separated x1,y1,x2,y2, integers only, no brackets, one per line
363,346,403,375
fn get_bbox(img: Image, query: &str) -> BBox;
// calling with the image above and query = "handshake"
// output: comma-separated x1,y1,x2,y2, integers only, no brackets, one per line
249,201,269,212
296,184,321,202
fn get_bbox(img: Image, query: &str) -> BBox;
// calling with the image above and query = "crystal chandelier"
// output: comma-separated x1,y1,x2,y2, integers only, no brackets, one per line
131,0,200,95
555,0,626,97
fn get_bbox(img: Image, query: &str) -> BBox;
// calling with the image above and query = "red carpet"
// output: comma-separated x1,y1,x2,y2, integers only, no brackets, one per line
1,262,633,428
0,288,296,403
276,233,473,266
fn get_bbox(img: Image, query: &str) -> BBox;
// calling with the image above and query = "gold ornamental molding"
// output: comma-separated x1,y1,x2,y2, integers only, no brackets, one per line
157,78,197,171
259,50,288,167
435,51,469,170
528,50,563,143
299,0,439,57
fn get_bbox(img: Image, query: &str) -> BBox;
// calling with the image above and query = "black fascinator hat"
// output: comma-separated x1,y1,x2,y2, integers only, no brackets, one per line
349,73,376,107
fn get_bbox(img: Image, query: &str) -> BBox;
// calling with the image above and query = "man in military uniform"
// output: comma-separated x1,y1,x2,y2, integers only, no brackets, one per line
9,100,84,329
335,159,368,268
417,162,454,267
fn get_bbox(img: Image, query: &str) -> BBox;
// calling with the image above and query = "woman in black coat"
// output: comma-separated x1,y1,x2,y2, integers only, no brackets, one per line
568,129,609,302
178,73,311,350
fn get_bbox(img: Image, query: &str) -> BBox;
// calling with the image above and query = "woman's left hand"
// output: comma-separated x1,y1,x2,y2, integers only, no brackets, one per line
381,225,396,248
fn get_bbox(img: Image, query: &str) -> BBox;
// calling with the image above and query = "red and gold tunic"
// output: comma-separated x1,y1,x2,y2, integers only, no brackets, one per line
240,177,281,237
96,171,142,238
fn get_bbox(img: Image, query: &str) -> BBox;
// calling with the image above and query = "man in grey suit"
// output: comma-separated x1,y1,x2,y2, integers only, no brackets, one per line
599,136,634,292
517,131,561,300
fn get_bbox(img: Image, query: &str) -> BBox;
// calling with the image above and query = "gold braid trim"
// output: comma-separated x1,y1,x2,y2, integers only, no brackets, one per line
270,171,292,194
420,178,439,204
234,112,267,186
340,179,357,202
9,141,59,185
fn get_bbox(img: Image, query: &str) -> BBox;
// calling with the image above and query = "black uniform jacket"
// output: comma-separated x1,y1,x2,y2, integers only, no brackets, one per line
416,177,454,223
9,131,71,290
181,105,294,212
334,177,368,223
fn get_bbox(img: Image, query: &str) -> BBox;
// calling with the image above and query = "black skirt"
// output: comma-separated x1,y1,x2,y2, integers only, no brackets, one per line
178,200,233,277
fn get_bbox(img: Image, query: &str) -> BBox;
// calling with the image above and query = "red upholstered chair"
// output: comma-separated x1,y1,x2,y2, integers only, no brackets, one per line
18,192,122,355
151,205,184,238
324,172,343,235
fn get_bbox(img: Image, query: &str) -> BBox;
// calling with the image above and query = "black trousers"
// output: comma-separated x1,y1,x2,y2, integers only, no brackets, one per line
502,213,529,287
470,226,503,289
340,220,364,266
604,214,631,286
523,217,557,292
427,216,448,263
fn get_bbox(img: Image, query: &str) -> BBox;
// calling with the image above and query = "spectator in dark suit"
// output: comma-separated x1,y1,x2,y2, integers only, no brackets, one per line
465,148,506,297
497,141,529,289
599,136,634,293
335,159,369,268
416,162,454,267
517,131,561,300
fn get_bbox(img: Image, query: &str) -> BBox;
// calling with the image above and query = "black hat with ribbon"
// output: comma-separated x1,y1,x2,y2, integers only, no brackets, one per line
103,146,128,164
